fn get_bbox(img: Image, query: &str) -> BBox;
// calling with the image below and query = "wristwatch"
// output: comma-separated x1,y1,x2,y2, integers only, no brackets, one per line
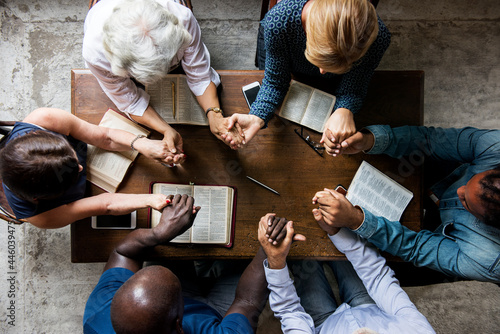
205,107,224,117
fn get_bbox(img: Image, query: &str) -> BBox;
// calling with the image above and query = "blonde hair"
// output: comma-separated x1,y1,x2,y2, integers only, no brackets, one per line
305,0,378,74
103,0,192,84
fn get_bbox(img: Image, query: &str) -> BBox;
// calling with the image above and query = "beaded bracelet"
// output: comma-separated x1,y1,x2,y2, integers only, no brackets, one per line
130,134,146,151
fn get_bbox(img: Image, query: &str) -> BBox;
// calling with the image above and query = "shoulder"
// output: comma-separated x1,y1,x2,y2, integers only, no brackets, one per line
5,122,45,143
373,16,391,50
2,183,37,220
264,0,304,28
84,268,134,319
161,0,196,27
83,268,134,334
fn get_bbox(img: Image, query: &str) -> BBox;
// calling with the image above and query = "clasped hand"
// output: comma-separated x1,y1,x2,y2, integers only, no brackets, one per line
312,188,364,234
221,114,264,149
136,129,185,165
209,114,246,150
257,213,306,269
321,108,356,157
152,194,200,243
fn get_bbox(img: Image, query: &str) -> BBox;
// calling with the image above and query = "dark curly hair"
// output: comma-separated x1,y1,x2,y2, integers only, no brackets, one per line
0,131,80,202
479,167,500,227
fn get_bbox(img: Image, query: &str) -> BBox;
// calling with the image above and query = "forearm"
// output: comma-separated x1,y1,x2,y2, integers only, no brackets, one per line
196,82,219,112
250,38,291,125
331,229,404,313
26,193,160,229
365,125,500,165
104,228,159,272
355,209,460,276
226,247,269,329
265,262,315,333
130,105,173,135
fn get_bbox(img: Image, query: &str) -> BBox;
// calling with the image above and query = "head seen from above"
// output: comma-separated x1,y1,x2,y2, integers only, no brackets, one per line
457,168,500,227
103,0,192,84
305,0,378,74
111,266,184,334
0,131,81,202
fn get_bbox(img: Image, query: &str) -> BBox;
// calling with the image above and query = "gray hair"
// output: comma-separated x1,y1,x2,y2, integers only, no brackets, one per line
102,0,192,84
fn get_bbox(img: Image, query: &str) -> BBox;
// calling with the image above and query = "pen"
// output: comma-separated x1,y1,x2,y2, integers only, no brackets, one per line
246,176,280,196
171,82,176,119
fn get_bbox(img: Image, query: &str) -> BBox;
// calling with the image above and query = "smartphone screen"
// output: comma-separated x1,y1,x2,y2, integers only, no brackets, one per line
91,212,136,229
242,82,261,109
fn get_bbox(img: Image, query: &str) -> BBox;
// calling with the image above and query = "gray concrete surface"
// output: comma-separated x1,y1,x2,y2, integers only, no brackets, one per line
0,0,499,333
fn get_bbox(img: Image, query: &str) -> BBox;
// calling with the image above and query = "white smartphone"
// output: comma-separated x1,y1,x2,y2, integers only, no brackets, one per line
242,81,261,109
91,211,137,229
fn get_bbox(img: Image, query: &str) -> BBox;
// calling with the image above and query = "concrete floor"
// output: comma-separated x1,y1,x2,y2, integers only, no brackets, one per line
0,0,499,333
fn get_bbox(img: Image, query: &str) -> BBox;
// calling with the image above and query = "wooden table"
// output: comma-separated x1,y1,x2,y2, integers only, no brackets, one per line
71,69,424,263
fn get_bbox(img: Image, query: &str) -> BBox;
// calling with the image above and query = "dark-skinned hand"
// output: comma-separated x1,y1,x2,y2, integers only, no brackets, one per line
152,194,200,243
258,213,306,269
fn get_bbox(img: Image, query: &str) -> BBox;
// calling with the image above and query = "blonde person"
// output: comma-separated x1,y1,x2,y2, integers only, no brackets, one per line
226,0,390,155
83,0,244,157
0,108,177,229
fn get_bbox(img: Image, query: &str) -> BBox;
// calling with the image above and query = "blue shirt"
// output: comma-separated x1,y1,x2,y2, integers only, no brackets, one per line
3,122,87,219
251,0,391,124
356,125,500,283
83,267,254,334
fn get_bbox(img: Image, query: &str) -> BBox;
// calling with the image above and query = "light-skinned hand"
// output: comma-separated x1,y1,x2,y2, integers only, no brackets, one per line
208,113,245,149
312,188,364,231
321,108,356,157
223,114,264,148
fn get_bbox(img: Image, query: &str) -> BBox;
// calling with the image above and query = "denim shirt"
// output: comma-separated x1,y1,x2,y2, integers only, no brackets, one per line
355,125,500,283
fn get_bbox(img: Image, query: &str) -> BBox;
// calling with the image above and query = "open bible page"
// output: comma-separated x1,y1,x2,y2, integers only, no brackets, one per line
279,81,313,124
86,145,131,193
177,76,208,125
190,186,230,244
146,77,177,124
300,90,335,132
346,161,413,222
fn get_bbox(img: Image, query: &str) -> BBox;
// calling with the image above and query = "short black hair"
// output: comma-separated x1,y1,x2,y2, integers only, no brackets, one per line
479,166,500,227
0,131,80,201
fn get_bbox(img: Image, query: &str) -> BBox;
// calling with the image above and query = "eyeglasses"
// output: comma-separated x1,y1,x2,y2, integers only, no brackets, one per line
294,127,325,157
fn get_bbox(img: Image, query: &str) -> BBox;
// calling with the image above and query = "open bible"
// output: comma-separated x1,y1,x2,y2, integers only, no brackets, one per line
346,161,413,221
146,74,208,126
86,109,150,193
278,80,336,132
149,182,236,247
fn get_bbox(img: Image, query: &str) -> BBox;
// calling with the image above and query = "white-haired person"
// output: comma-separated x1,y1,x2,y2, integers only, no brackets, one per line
83,0,243,161
226,0,390,155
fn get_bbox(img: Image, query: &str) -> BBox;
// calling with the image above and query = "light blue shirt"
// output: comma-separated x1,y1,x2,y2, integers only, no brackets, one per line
264,229,435,334
357,125,500,282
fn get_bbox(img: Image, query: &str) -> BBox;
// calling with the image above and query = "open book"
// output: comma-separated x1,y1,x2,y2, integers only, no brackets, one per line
346,161,413,221
278,80,336,132
149,182,236,247
146,74,208,126
86,109,150,193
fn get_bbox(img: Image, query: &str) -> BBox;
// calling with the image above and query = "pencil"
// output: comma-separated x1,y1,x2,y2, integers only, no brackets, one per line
171,82,176,119
246,176,280,195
